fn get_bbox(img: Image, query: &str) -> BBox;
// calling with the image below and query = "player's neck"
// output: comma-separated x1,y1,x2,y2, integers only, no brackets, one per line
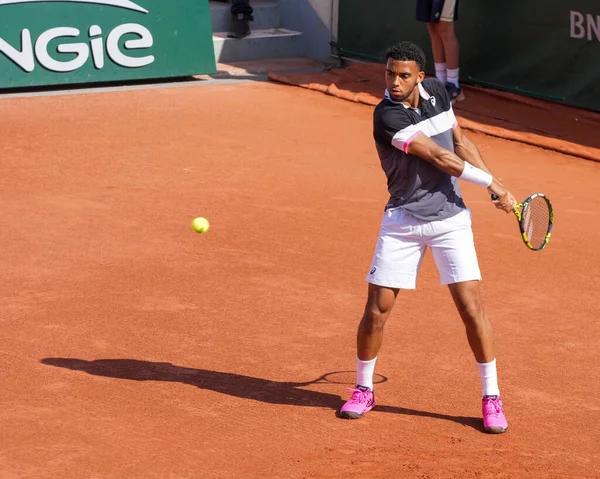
402,87,421,110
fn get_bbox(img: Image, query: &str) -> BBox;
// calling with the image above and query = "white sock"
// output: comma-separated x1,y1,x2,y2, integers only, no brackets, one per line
434,62,447,84
477,359,500,397
356,356,377,390
447,68,460,87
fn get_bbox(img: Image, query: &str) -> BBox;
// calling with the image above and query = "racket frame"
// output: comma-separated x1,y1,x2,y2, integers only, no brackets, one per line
491,192,554,251
516,193,553,251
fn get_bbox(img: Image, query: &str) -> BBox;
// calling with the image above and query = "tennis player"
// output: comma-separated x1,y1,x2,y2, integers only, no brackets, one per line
338,41,516,434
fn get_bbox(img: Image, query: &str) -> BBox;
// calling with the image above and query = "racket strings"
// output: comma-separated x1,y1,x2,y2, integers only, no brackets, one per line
522,197,550,248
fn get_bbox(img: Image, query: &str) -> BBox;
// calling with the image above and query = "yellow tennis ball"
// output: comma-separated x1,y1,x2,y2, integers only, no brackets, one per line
191,217,209,233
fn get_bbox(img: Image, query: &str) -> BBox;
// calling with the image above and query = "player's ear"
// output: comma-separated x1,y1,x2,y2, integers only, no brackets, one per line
416,70,425,83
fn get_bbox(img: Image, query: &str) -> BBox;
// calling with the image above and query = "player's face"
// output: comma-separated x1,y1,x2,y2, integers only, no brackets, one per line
385,59,424,102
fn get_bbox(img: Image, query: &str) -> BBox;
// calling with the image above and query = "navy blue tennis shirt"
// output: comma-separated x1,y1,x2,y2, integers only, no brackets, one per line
373,77,466,220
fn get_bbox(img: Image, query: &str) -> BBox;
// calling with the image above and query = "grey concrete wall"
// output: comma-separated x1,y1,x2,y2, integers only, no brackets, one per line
277,0,335,62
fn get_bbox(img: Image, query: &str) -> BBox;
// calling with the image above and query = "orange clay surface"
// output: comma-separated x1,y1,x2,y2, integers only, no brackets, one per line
0,80,599,478
269,62,600,162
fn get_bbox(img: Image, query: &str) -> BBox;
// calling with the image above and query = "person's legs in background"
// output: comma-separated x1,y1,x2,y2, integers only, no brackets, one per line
426,22,448,84
230,0,254,38
422,0,465,102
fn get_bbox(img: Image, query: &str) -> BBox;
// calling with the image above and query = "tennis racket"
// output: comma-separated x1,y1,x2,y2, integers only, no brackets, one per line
491,192,554,251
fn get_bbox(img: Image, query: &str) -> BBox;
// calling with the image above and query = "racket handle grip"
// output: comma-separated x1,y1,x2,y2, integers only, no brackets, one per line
491,194,499,201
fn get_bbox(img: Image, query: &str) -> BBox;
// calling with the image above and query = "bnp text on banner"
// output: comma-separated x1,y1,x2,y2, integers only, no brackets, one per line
570,10,600,41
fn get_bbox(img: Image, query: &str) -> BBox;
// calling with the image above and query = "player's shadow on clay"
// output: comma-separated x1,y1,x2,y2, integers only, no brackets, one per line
41,358,483,432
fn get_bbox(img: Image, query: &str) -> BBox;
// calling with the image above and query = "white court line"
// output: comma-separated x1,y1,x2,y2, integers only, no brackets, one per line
0,76,267,100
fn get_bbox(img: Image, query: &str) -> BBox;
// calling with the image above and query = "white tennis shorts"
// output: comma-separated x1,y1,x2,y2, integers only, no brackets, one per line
366,207,481,289
440,0,458,22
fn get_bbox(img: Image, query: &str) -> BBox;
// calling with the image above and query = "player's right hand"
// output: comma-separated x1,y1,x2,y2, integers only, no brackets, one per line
489,188,517,213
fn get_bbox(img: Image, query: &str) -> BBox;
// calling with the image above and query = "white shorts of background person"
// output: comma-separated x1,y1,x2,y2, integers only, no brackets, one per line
439,0,458,22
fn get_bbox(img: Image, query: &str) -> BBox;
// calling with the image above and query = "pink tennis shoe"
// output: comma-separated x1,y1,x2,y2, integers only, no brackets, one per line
339,387,508,434
482,395,508,434
338,386,375,419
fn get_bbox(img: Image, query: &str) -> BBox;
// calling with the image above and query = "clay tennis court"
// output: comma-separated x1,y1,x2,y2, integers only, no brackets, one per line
1,75,599,478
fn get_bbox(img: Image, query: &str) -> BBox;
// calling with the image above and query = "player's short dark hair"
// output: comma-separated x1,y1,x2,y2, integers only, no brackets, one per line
385,41,426,71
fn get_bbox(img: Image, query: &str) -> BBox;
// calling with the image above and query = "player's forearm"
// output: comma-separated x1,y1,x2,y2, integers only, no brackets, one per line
409,140,472,177
454,135,492,175
454,135,510,195
425,146,466,177
406,133,513,206
406,134,502,190
429,147,499,189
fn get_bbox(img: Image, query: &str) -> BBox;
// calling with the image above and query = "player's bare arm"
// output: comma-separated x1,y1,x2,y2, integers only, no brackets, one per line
452,124,491,173
405,132,517,212
452,124,517,209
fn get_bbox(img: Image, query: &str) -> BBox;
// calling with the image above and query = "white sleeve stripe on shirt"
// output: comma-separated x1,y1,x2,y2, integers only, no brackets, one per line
402,130,422,153
391,107,457,151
